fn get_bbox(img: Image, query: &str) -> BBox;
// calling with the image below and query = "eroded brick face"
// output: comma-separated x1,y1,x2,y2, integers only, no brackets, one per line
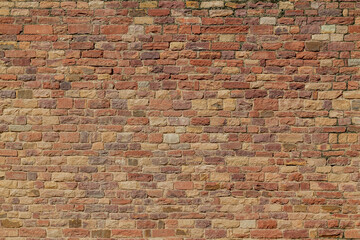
0,0,359,239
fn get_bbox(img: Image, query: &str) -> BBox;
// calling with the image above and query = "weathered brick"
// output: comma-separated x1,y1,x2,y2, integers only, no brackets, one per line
100,25,128,34
1,219,22,228
0,24,22,35
24,25,52,34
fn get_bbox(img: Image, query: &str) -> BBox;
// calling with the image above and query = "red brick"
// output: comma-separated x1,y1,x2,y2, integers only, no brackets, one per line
6,172,27,180
24,25,53,34
0,24,22,34
88,99,110,109
60,132,80,143
148,9,170,16
254,99,278,110
149,99,172,110
190,59,212,66
212,42,240,50
205,230,227,239
201,26,249,33
127,117,149,125
128,173,153,181
223,82,250,89
0,150,17,157
284,230,308,239
191,117,210,125
345,230,360,238
57,98,73,109
251,25,273,35
152,229,175,237
20,228,46,237
68,24,92,34
19,132,42,142
100,25,128,34
328,42,354,51
284,42,305,51
63,229,90,237
174,181,194,190
251,51,276,59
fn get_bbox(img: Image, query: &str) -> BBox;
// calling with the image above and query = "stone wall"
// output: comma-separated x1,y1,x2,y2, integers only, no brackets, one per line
1,0,360,239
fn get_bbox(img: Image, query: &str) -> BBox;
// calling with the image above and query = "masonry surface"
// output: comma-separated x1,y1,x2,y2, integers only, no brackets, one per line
1,0,360,239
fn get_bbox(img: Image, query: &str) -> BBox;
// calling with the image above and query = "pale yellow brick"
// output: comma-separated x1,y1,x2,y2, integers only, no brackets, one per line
0,8,9,15
150,117,167,127
321,25,335,34
329,134,337,144
219,35,235,42
200,1,224,8
209,10,233,17
210,172,230,181
304,100,322,110
318,91,342,100
316,166,332,173
170,42,184,51
330,34,343,42
305,83,332,91
128,99,149,109
44,182,57,189
52,173,74,182
336,25,348,34
217,90,230,98
139,1,157,8
240,220,256,229
338,133,357,143
186,1,199,8
220,197,239,205
40,1,60,8
11,9,29,16
320,59,333,67
223,99,236,111
315,118,337,126
312,34,329,41
186,126,202,133
328,174,350,182
67,156,88,165
332,100,350,110
208,99,223,110
222,67,240,74
251,157,269,166
344,91,360,99
226,157,248,166
118,220,136,228
192,99,207,110
191,143,218,150
92,142,103,150
89,1,104,8
213,220,239,228
1,132,16,142
134,17,153,25
80,90,96,98
210,133,228,142
278,134,303,143
279,99,303,110
47,229,62,238
279,1,294,9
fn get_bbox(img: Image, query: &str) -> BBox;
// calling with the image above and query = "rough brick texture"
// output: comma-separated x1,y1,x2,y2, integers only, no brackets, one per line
0,0,360,239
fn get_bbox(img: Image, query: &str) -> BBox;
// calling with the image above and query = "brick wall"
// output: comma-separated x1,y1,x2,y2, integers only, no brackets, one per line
1,0,360,239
